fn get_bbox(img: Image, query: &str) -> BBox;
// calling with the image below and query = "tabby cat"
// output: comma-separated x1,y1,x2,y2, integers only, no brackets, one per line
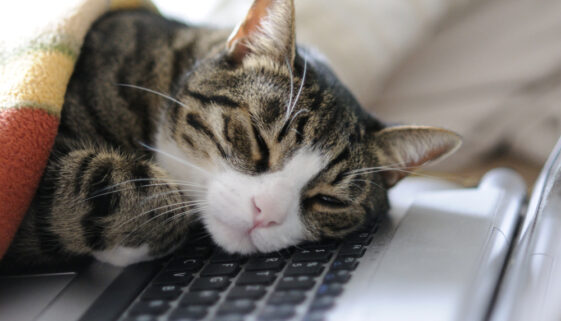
3,0,460,267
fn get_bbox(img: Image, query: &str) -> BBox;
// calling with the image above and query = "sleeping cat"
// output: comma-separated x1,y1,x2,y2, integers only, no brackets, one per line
3,0,460,267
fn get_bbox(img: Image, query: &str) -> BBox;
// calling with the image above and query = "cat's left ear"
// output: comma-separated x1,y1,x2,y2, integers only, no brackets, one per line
226,0,296,64
371,126,462,187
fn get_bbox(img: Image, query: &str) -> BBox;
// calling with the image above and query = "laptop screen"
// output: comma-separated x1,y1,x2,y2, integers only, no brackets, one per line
490,136,561,321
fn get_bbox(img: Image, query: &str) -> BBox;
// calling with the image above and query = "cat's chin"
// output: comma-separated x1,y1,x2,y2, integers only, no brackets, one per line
203,211,309,255
204,215,259,254
204,213,301,255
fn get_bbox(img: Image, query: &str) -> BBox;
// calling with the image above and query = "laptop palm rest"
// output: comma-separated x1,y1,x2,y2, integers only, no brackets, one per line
0,273,76,321
329,169,526,321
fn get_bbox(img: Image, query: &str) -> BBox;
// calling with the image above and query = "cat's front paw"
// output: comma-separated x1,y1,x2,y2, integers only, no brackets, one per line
92,244,152,267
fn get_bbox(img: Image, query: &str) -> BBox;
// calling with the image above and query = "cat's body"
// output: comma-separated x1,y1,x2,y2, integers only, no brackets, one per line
2,0,460,268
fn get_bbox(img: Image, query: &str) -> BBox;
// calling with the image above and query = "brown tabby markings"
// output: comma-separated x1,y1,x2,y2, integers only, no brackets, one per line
2,3,460,268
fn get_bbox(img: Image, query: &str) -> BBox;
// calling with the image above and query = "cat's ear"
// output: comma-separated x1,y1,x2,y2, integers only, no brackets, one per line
226,0,296,64
371,126,462,187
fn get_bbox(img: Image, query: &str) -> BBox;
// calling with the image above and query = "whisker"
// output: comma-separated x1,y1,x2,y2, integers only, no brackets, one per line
348,168,411,176
289,108,309,124
140,188,207,204
163,206,207,226
83,178,172,199
289,57,308,117
116,83,189,109
89,175,204,194
347,163,408,174
290,128,303,136
187,229,213,244
118,204,208,245
77,182,205,204
346,168,457,181
348,178,385,191
285,57,295,121
140,142,210,176
117,200,205,229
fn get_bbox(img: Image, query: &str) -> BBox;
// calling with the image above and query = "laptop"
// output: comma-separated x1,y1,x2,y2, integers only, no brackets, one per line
2,136,561,321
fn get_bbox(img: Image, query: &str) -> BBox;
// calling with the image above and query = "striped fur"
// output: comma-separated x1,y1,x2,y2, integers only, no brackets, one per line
2,5,460,268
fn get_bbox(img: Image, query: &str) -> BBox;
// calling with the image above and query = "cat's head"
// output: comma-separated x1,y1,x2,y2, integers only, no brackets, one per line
156,0,461,254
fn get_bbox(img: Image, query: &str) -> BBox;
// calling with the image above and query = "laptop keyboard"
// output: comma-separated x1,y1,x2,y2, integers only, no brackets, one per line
119,219,380,321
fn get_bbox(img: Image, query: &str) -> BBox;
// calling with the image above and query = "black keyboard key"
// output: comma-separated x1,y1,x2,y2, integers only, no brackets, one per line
316,283,344,297
292,249,332,262
141,285,182,300
323,270,351,284
268,290,306,305
227,285,267,300
129,300,170,316
276,276,315,290
176,246,213,259
338,244,366,257
166,258,204,272
299,240,339,250
258,305,295,320
254,248,293,258
123,315,156,321
210,250,244,263
331,256,359,270
245,257,285,271
190,276,231,291
331,256,358,271
170,306,208,320
310,296,335,311
180,291,220,306
217,300,256,315
344,232,373,245
284,262,324,276
236,271,277,285
214,315,245,321
200,263,240,277
152,271,193,286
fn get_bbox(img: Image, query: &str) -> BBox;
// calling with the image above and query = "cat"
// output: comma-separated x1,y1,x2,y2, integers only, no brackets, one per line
2,0,460,268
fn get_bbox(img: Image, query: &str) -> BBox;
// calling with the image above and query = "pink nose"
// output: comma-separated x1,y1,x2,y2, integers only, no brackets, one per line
250,195,285,230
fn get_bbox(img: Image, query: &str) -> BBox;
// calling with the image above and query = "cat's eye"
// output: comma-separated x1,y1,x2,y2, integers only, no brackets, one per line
308,194,348,208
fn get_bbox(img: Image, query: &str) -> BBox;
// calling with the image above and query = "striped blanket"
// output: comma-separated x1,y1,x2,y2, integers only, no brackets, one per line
0,0,157,259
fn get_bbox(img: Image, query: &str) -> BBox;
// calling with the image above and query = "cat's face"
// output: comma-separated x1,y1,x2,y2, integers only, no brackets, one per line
156,0,461,254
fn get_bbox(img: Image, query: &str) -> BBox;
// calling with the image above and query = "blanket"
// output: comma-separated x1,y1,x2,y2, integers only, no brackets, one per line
0,0,157,259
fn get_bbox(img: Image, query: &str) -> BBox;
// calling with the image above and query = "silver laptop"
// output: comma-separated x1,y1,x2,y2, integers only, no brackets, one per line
2,136,561,321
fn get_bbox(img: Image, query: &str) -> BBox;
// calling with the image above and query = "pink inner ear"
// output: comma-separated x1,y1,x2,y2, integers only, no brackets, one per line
227,0,273,62
408,143,453,169
381,143,453,187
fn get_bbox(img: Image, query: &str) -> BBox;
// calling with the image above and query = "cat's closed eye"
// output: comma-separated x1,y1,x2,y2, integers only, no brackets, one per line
304,194,349,209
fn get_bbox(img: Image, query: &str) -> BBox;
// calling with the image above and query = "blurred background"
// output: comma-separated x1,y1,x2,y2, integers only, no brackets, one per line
153,0,561,187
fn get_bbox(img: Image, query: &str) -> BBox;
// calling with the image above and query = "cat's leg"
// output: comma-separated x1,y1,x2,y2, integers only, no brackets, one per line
13,146,201,267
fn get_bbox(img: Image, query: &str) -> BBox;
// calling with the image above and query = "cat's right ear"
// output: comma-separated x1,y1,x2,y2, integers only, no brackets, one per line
371,126,462,187
226,0,296,65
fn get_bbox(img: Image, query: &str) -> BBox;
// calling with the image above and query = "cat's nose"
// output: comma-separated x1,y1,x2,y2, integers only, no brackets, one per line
250,195,286,230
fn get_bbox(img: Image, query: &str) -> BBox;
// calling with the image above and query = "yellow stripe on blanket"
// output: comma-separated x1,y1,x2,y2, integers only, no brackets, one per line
111,0,158,12
0,51,75,115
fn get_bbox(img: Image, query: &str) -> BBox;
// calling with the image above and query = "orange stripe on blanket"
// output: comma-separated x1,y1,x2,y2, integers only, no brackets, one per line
0,108,59,259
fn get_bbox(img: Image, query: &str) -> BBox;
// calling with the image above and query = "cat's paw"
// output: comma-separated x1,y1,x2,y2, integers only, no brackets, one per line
92,244,152,267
